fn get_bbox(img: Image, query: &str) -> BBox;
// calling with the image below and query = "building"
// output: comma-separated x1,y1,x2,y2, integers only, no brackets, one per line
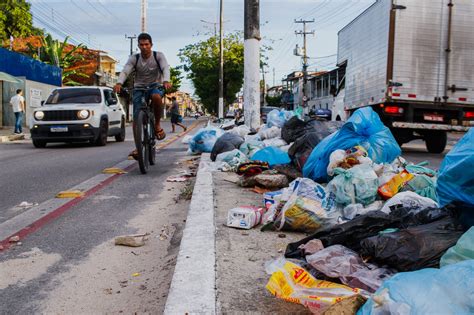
307,66,345,111
0,48,61,128
166,91,199,116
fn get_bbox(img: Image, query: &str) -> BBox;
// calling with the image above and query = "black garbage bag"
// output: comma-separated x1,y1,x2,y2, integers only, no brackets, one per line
287,120,343,171
281,116,307,143
360,217,465,271
285,206,453,259
210,133,245,161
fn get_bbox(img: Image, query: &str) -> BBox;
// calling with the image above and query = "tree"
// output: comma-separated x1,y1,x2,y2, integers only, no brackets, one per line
168,66,183,94
28,34,87,85
179,33,244,113
0,0,43,41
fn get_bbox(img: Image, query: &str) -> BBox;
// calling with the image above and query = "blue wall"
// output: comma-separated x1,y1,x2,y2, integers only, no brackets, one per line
0,48,62,86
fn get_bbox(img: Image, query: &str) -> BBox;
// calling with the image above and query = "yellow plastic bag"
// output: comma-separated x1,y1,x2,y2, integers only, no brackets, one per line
266,259,365,314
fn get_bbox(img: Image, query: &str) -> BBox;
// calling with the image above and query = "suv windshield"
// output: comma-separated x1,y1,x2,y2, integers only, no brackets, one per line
46,88,102,104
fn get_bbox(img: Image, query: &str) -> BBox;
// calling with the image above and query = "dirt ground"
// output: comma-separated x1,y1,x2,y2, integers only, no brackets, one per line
214,171,311,314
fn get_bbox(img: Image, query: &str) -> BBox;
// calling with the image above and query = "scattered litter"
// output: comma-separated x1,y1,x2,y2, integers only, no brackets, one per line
9,236,20,243
17,201,38,208
181,135,193,144
211,133,245,161
159,225,170,240
440,227,474,267
114,233,149,247
251,146,291,166
251,187,271,194
166,176,188,182
102,167,127,174
227,206,266,230
56,190,85,198
254,174,289,189
132,273,140,277
266,259,365,314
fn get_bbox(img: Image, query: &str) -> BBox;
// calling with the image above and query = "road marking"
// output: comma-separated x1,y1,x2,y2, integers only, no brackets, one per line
0,120,203,252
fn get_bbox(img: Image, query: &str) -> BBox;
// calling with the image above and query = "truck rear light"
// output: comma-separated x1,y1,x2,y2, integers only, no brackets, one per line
392,93,401,97
464,111,474,119
385,106,404,115
459,97,467,102
408,94,417,98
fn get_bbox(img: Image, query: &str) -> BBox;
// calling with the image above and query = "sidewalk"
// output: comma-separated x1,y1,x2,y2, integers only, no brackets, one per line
0,127,28,143
165,154,309,314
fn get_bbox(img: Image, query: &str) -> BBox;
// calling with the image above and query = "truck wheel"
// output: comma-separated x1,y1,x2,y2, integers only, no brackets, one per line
115,119,126,142
33,139,47,148
95,120,108,146
425,131,447,154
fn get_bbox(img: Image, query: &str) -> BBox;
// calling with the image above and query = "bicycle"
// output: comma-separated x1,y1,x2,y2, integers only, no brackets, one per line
130,83,164,174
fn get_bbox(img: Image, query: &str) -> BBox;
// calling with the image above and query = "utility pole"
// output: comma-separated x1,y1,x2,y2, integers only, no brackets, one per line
273,67,275,87
125,34,137,55
218,0,224,118
244,0,261,129
141,0,147,32
294,19,314,107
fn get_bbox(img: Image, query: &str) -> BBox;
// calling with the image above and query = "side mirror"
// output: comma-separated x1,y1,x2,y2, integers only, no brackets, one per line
41,100,45,106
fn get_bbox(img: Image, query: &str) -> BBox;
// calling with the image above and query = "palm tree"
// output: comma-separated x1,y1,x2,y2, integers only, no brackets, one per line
27,34,87,85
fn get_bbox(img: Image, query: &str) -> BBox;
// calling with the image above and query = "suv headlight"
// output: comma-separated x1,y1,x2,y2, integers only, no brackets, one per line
77,110,90,119
34,111,45,120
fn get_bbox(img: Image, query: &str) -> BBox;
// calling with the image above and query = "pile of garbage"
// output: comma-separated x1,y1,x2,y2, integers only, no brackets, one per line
189,108,474,314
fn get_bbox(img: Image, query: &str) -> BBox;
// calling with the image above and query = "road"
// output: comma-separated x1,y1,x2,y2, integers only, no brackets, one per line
0,119,200,314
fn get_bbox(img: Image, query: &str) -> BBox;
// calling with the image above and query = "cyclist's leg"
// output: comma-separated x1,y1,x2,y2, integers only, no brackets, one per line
129,89,144,157
150,89,165,140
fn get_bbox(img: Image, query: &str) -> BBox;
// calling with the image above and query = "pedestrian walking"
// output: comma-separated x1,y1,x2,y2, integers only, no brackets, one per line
168,96,187,133
10,89,25,134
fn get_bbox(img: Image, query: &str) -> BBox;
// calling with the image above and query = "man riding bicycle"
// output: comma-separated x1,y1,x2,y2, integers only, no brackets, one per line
114,33,171,157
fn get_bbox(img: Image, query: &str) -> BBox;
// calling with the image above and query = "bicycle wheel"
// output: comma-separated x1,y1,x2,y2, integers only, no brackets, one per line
134,110,149,174
148,115,156,166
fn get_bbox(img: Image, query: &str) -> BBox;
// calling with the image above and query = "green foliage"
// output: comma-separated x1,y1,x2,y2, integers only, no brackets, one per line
28,34,86,85
265,95,282,107
0,0,43,41
179,33,244,113
168,66,183,94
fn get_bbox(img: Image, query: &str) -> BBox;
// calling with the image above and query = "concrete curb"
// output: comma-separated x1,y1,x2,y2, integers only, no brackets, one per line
164,153,216,315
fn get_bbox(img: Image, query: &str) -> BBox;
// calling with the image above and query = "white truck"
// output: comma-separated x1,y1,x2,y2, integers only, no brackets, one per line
332,0,474,153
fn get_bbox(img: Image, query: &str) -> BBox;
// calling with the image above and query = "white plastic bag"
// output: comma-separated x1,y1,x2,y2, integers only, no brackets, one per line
380,191,438,214
258,125,281,140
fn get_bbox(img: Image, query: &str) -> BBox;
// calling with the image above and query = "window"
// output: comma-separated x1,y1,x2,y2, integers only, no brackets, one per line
46,88,102,104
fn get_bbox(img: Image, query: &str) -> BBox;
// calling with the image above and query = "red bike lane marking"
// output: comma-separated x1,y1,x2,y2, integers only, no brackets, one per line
0,120,203,252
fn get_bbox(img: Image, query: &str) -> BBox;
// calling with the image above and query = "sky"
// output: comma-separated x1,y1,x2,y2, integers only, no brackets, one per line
28,0,375,95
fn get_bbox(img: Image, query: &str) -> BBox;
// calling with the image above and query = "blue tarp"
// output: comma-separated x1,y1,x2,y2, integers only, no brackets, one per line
0,48,62,86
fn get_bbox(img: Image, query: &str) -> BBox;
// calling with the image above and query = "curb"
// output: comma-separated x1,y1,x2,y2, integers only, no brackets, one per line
164,153,216,315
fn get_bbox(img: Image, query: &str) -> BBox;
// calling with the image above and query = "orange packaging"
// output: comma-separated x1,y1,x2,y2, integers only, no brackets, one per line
378,170,414,199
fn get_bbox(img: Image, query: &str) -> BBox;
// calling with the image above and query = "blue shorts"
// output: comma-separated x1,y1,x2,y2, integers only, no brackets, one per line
132,84,165,119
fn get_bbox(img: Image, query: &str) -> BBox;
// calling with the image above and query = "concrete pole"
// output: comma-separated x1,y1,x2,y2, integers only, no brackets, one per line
218,0,224,118
244,0,261,129
141,0,147,32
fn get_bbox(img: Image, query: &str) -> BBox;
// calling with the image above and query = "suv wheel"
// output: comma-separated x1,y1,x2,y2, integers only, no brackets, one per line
95,119,108,146
115,118,126,142
33,139,47,148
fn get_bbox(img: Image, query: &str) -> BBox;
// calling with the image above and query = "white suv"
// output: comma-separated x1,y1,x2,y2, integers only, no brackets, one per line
31,86,126,148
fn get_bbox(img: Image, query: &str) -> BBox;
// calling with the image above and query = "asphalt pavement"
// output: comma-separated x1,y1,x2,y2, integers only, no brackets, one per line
0,119,196,223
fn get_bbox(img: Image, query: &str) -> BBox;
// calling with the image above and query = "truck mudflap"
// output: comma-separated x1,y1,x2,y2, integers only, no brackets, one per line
392,122,470,132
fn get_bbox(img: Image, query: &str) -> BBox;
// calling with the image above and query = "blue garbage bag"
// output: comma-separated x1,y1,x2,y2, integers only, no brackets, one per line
437,128,474,207
251,146,291,166
188,126,224,154
267,109,297,128
303,107,401,182
358,260,474,315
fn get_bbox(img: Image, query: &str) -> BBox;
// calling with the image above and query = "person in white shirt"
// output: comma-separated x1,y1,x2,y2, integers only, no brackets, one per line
10,89,25,134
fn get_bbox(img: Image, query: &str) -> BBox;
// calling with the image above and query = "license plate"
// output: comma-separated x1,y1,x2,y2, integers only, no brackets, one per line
424,114,444,122
50,126,68,132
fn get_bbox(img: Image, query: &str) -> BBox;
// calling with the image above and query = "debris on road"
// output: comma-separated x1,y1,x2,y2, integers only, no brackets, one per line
114,234,149,247
102,167,128,174
17,201,38,208
9,236,20,243
55,190,85,198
